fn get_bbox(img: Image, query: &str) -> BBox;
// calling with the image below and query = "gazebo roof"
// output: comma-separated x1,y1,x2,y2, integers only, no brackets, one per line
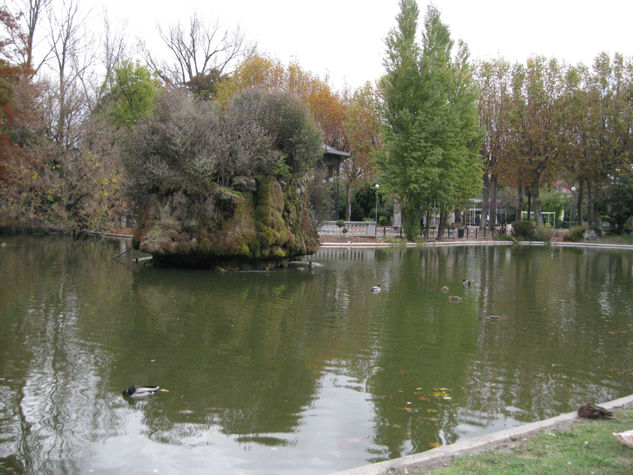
322,145,351,170
323,145,351,158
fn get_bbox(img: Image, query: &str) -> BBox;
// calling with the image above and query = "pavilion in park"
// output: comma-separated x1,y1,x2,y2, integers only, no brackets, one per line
321,145,351,220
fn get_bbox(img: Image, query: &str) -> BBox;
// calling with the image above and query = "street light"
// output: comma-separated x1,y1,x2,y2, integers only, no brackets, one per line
571,185,576,226
374,183,380,236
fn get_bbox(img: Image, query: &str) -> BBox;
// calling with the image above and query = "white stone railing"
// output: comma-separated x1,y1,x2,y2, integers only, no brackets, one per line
318,220,376,236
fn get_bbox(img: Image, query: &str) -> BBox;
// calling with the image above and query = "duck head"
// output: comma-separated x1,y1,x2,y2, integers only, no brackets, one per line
123,385,136,397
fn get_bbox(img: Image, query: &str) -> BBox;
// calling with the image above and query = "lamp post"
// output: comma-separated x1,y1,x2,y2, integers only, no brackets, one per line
374,183,380,236
570,185,576,226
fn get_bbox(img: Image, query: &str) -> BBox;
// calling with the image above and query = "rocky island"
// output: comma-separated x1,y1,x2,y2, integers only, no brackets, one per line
125,88,324,269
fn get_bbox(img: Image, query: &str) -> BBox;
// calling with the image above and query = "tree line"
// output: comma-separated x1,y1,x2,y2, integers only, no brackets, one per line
1,0,632,238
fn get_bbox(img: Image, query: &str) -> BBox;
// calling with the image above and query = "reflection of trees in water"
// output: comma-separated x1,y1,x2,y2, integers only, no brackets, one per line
0,237,131,473
3,240,633,471
361,248,481,460
119,268,329,439
463,247,633,426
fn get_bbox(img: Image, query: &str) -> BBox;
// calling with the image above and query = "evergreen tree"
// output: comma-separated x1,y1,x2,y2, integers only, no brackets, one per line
379,2,483,240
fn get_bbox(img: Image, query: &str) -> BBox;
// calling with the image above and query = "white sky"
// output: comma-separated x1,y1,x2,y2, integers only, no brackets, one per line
84,0,633,91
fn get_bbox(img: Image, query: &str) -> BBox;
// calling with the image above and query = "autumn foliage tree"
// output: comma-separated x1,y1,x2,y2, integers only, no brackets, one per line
340,83,382,220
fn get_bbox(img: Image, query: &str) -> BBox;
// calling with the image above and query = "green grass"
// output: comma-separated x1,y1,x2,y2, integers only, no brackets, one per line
428,407,633,474
598,233,633,245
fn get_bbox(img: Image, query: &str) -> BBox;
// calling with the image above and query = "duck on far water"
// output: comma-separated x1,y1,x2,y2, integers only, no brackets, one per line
371,284,382,293
462,279,471,287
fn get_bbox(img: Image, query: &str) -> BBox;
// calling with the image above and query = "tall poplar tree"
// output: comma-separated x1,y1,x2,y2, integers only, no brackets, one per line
379,2,482,240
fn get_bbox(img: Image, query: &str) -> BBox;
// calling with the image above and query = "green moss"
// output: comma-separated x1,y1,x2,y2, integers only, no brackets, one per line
135,175,318,267
272,246,287,258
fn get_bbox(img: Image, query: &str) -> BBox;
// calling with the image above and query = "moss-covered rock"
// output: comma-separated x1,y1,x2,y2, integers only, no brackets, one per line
133,178,318,269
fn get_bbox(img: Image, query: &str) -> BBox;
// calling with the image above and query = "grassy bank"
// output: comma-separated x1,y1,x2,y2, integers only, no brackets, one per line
598,233,633,245
428,407,633,474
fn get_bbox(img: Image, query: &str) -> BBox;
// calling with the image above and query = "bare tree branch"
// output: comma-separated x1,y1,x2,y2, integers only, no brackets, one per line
142,13,252,87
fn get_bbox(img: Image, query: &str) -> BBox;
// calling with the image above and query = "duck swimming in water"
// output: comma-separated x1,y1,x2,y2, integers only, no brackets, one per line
462,279,471,287
440,285,449,293
371,285,382,293
122,385,160,399
448,295,462,303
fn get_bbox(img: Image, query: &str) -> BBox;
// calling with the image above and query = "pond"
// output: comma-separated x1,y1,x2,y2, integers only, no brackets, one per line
1,236,633,474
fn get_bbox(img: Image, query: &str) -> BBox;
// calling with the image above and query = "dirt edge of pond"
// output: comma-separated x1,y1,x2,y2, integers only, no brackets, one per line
333,394,633,475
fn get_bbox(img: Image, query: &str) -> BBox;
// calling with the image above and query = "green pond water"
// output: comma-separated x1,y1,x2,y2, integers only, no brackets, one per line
1,236,633,474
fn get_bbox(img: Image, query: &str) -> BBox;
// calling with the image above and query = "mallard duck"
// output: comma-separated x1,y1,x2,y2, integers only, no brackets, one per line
448,295,462,303
308,261,315,272
577,403,614,419
122,385,160,399
440,285,449,293
462,279,471,287
371,285,382,293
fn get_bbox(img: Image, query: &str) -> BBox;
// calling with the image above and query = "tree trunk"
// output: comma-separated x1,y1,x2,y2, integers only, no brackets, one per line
438,210,446,240
526,186,532,223
345,184,352,221
489,175,497,233
481,174,489,230
424,210,430,239
577,179,584,226
517,180,523,221
532,181,544,226
586,179,594,228
402,203,421,241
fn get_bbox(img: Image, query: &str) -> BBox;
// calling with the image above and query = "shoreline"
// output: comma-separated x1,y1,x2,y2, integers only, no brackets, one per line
10,229,633,251
334,394,633,475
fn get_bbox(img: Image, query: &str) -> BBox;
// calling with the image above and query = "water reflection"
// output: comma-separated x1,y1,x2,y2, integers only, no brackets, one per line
1,237,633,473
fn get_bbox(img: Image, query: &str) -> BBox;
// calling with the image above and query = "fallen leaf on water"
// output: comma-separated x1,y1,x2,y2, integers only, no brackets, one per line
433,391,450,398
490,371,498,376
402,407,412,412
419,396,430,401
156,409,163,413
429,442,441,448
424,417,437,421
159,388,169,392
608,331,616,335
427,409,437,413
399,370,406,375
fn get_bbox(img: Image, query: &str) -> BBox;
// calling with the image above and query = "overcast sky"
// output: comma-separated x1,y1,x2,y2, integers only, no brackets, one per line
86,0,633,91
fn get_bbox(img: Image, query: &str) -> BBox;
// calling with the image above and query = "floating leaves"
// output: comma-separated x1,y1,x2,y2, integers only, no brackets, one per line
432,387,452,400
429,442,441,448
